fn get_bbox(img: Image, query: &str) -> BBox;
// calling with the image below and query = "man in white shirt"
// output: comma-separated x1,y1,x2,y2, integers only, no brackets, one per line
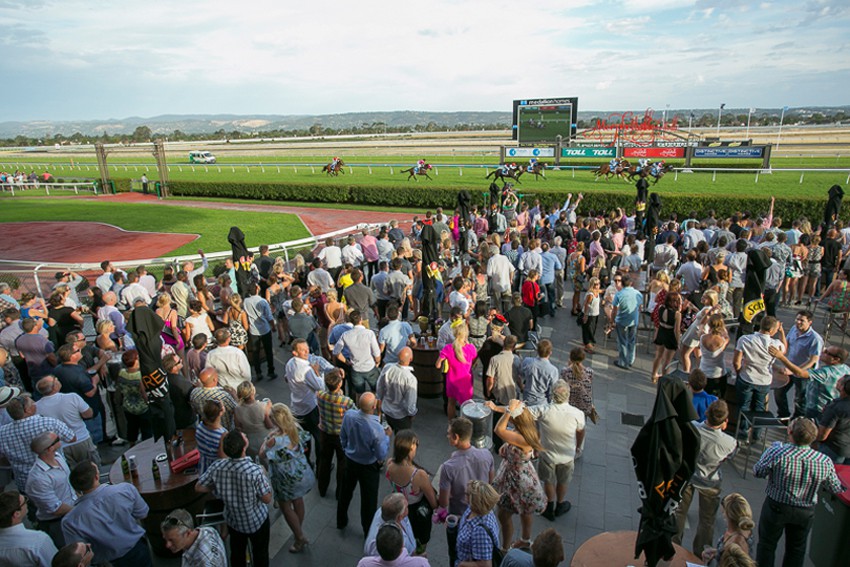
527,381,585,520
333,310,381,395
375,347,417,432
676,250,704,296
136,266,157,297
205,329,251,392
318,237,344,279
519,239,542,277
120,272,152,309
183,250,208,293
487,252,515,313
95,260,116,294
653,234,679,272
307,258,335,293
342,236,365,268
733,316,787,437
35,376,98,470
285,338,335,466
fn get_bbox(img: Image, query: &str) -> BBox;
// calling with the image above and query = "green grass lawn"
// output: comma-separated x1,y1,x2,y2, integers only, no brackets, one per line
0,200,311,255
2,155,849,201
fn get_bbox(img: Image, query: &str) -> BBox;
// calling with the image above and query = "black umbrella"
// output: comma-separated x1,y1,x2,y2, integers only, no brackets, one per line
823,184,844,230
738,247,770,337
127,306,175,441
228,226,253,296
420,223,439,321
635,177,650,228
457,190,471,255
631,375,700,567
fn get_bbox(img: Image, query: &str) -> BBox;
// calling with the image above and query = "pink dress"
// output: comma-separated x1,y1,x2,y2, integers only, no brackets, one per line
440,343,477,403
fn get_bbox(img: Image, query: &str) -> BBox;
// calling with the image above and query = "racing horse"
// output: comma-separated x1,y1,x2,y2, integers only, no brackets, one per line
516,162,547,181
486,166,522,185
628,163,674,184
322,159,346,176
593,159,631,181
400,164,433,181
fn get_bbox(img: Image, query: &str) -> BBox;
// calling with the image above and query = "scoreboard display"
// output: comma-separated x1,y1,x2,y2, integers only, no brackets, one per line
512,97,578,146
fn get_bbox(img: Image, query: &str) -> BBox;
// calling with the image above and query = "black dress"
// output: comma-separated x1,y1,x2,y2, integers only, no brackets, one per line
654,306,678,350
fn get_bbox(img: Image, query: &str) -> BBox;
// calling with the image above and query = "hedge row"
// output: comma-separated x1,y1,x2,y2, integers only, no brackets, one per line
168,181,828,222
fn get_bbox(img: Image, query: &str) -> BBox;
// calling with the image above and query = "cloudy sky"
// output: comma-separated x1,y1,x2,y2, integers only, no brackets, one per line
2,0,847,121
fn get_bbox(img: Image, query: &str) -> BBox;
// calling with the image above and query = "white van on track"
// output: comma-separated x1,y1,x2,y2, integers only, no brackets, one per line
188,150,216,164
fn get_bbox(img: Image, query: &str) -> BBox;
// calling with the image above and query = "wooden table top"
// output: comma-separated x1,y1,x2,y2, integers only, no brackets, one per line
571,531,701,567
108,429,198,497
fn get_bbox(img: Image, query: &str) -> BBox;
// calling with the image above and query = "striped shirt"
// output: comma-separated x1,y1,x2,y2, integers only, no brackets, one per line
195,422,227,475
753,441,845,507
316,390,355,435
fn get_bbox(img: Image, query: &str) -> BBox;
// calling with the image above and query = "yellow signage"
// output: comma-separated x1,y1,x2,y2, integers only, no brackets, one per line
742,298,765,323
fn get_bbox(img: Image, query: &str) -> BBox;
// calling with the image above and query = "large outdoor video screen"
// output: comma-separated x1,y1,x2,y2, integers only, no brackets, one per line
512,97,578,145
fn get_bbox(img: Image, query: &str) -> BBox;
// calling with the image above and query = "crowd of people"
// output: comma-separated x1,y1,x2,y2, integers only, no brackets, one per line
0,184,847,567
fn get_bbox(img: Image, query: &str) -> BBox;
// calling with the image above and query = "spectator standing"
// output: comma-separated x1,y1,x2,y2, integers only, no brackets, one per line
0,490,57,566
52,344,102,444
285,339,334,465
337,392,391,536
378,303,416,364
732,316,786,437
609,275,643,369
205,328,252,391
363,493,417,558
316,369,355,497
356,522,429,567
25,431,76,548
160,508,227,567
817,378,850,464
318,238,344,281
673,400,738,554
34,376,98,469
333,310,381,395
753,417,845,567
770,343,850,419
775,310,822,419
454,480,502,567
385,431,438,551
62,461,152,567
521,339,559,408
360,229,381,282
189,368,238,430
243,283,276,381
344,270,376,325
437,325,477,420
376,347,418,432
196,431,273,567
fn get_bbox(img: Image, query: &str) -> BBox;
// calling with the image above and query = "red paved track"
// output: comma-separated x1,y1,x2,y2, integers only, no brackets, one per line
0,221,198,263
106,193,417,236
0,193,415,264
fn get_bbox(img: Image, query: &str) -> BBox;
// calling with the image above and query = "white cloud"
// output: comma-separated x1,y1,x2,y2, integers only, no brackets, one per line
0,0,847,119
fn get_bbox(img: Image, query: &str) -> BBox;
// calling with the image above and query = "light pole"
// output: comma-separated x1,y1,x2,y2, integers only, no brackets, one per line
776,106,788,150
716,103,725,135
663,104,670,128
688,112,694,132
746,108,755,141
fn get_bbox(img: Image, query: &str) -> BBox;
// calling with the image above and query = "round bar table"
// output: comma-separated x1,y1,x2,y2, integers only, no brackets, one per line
108,429,206,557
571,531,701,567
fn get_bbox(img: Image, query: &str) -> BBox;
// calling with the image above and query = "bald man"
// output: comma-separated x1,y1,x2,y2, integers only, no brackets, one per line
338,392,391,536
95,292,126,339
375,347,418,432
188,368,237,430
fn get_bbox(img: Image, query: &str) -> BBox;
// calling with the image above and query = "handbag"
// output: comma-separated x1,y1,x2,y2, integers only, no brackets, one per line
590,406,600,424
169,449,200,474
481,523,504,567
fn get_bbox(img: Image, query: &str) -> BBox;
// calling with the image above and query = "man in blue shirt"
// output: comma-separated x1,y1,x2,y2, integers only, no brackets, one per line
62,461,151,567
521,340,559,407
243,283,276,380
338,392,391,536
378,303,416,364
539,243,563,317
776,310,823,419
609,275,643,369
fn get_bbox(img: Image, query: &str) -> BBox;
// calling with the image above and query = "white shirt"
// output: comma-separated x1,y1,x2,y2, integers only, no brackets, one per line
205,346,252,391
138,274,157,296
449,291,470,314
284,356,325,416
120,282,152,309
342,244,364,267
36,392,91,446
487,254,515,294
95,273,113,294
333,325,380,372
519,249,542,275
0,523,57,567
307,268,335,293
375,363,418,420
318,246,343,269
736,332,785,386
529,402,586,465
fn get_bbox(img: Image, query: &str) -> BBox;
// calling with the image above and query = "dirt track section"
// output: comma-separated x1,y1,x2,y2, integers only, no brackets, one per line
102,193,417,236
0,221,198,263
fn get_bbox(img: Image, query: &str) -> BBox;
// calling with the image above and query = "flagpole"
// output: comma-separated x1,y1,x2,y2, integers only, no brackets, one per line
776,106,787,150
716,103,725,135
746,108,754,141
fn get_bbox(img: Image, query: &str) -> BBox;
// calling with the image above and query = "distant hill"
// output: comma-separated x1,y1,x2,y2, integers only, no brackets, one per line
1,106,847,138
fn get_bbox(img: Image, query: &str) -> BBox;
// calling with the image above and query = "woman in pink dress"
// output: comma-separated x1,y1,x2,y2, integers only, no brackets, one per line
436,324,477,420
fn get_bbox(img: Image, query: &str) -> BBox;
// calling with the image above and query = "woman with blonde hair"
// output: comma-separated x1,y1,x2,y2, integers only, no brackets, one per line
568,242,587,315
485,399,547,550
233,381,273,457
221,293,249,350
646,270,670,313
700,314,730,397
436,324,477,419
260,403,315,553
95,319,118,352
701,493,755,566
455,480,502,567
679,290,721,373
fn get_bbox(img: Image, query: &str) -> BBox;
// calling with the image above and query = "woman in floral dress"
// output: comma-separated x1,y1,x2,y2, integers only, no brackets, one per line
485,398,547,551
261,403,315,553
561,347,596,425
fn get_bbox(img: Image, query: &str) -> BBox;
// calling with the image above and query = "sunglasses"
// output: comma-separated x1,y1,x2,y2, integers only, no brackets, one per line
17,495,29,510
163,515,191,529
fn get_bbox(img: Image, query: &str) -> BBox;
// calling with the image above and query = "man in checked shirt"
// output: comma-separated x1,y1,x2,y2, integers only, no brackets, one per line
753,417,845,567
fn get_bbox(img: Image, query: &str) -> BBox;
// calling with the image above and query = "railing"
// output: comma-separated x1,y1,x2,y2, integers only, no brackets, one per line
0,181,99,196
